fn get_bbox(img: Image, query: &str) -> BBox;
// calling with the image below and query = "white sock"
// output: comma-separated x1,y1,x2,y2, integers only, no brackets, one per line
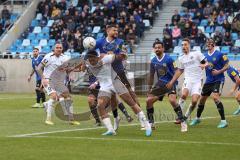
137,111,151,130
102,117,114,132
221,120,227,123
178,98,186,110
59,98,68,116
46,99,54,120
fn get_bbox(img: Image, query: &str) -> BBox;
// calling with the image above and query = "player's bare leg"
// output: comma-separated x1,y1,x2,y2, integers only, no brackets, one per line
175,88,189,124
98,96,116,135
233,91,240,115
88,94,101,126
119,92,152,136
185,94,200,120
169,94,188,132
110,95,121,131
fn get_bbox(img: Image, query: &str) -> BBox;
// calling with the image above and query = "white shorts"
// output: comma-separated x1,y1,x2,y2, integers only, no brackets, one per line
182,80,203,96
43,79,69,96
98,78,129,98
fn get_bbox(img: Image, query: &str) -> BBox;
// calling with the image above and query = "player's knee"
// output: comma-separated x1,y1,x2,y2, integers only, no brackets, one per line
212,94,220,103
146,97,154,106
50,93,58,101
88,96,96,104
181,94,187,100
192,101,198,106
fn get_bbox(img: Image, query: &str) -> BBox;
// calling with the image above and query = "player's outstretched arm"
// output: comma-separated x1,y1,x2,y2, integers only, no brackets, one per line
166,69,184,89
147,70,155,94
212,63,230,76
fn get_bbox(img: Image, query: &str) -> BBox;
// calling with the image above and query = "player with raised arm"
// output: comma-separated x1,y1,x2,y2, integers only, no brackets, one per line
85,50,152,136
190,38,229,128
147,41,187,132
167,38,208,121
36,42,80,125
28,48,46,108
227,66,240,115
95,24,139,105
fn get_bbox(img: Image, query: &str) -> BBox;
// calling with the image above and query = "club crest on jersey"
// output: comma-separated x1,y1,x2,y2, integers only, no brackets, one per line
213,57,216,61
162,63,167,67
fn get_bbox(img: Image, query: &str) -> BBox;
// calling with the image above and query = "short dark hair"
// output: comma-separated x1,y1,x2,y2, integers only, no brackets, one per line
85,50,98,59
33,48,39,51
152,41,164,48
106,24,118,29
182,38,190,44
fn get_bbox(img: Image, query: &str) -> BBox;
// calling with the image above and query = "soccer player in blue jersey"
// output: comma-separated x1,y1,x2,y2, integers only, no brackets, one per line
95,24,139,105
147,41,187,132
227,66,240,115
190,38,229,128
28,48,46,108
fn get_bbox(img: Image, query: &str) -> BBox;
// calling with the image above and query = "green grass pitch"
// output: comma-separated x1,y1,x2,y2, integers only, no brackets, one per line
0,93,239,160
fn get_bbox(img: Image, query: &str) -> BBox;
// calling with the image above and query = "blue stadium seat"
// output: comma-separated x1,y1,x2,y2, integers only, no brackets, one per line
43,34,49,39
9,45,17,52
31,20,39,27
39,39,48,46
231,47,240,54
10,14,18,23
221,46,230,54
173,46,182,54
25,45,33,53
36,13,42,20
42,27,50,34
33,26,41,34
14,39,22,46
97,32,104,39
47,20,54,27
200,19,208,26
48,39,56,46
22,39,30,46
231,33,238,41
215,26,223,32
143,19,150,28
235,40,240,47
205,26,214,33
42,46,51,53
92,26,101,34
27,33,36,40
36,33,44,40
31,39,39,46
16,46,25,53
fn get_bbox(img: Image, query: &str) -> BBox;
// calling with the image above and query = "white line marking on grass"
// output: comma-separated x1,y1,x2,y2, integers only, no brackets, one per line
18,135,240,146
9,115,235,138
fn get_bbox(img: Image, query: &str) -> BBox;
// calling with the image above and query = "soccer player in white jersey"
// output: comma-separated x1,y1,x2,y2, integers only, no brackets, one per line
37,43,80,125
167,38,208,120
85,50,152,136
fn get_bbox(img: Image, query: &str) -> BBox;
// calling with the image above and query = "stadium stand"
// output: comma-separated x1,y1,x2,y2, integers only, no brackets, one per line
166,0,240,59
0,5,19,38
8,0,163,58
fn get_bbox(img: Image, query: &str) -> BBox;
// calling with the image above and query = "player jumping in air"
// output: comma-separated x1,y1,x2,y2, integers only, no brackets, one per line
85,50,152,136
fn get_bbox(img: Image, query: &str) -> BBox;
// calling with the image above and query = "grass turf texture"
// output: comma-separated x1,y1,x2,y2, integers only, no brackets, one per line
0,93,239,160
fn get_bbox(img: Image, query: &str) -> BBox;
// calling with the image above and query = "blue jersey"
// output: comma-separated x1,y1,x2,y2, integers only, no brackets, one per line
95,37,125,73
150,54,177,84
87,68,100,89
204,50,229,84
31,56,43,81
227,66,240,83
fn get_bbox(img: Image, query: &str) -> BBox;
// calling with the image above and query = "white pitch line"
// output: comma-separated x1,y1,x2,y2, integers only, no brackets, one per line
9,115,235,138
17,135,240,146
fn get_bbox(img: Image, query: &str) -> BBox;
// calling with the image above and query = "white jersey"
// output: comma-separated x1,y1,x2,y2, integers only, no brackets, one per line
41,52,70,80
86,54,117,86
178,50,205,82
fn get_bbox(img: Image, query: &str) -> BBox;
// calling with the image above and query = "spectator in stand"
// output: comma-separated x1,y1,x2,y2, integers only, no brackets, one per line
232,16,240,33
195,29,206,47
203,3,213,19
187,0,199,12
223,31,233,46
145,3,155,27
217,10,226,25
223,19,232,32
163,24,172,36
172,25,181,44
181,22,191,38
1,5,10,21
171,10,180,25
190,23,198,41
163,31,173,52
213,30,223,46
